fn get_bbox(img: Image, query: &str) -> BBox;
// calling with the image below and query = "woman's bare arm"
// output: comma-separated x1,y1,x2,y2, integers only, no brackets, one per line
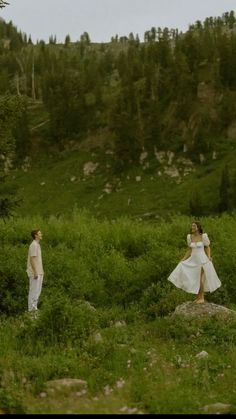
204,245,212,260
181,248,192,261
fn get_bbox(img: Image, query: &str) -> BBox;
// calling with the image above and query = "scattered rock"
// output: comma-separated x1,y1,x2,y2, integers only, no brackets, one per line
140,150,148,164
167,151,175,165
195,350,209,359
21,156,31,172
114,320,126,327
39,392,47,398
103,182,113,193
83,161,99,176
197,82,216,103
202,403,233,414
164,166,180,178
92,332,103,343
116,378,126,388
154,149,166,163
75,389,87,397
45,378,87,394
78,300,96,311
176,157,193,166
104,384,113,395
199,153,205,163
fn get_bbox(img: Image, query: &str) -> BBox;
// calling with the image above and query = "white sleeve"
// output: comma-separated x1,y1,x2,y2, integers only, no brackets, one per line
29,242,37,257
203,233,210,246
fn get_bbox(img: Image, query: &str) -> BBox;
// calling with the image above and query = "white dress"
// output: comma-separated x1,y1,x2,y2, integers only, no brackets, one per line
168,233,221,294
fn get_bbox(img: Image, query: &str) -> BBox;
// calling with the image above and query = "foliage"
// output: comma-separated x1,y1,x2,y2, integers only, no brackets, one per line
0,196,20,220
152,313,236,346
219,165,230,212
0,0,9,8
0,94,29,172
16,294,99,350
140,282,186,318
0,93,29,219
1,11,236,163
0,213,236,413
0,212,236,317
0,388,25,414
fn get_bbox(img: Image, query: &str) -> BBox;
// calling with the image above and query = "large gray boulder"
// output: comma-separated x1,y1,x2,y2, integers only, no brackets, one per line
173,301,236,318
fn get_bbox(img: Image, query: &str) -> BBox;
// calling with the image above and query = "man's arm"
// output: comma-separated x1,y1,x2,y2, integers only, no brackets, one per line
30,256,38,279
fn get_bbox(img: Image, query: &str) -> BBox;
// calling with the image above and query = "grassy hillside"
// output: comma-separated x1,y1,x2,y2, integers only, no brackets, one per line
3,138,236,220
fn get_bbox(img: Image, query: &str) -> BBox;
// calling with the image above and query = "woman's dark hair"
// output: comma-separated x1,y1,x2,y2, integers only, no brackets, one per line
191,221,203,234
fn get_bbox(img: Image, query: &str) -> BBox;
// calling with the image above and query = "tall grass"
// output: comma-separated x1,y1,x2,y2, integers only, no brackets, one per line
0,212,236,413
0,211,234,314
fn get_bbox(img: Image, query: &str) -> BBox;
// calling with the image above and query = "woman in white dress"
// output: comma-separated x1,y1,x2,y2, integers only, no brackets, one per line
168,221,221,303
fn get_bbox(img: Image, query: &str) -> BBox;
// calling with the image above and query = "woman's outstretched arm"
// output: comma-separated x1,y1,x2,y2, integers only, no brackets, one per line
181,248,192,261
204,245,212,260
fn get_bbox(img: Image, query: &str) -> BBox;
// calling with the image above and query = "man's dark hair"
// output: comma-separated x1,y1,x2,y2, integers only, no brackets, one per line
31,229,40,239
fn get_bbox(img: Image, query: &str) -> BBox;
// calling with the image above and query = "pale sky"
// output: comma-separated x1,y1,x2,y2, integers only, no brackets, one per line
1,0,236,43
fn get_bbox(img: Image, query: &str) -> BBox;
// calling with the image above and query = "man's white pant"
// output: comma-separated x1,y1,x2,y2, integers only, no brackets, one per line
28,274,44,311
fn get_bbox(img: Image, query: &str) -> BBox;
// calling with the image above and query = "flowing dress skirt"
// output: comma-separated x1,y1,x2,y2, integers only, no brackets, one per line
168,247,221,294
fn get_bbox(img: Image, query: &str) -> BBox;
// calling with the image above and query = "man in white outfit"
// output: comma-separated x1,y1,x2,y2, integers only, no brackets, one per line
26,229,44,311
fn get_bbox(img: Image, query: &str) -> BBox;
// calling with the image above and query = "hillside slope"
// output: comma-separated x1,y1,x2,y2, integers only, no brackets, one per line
3,141,236,219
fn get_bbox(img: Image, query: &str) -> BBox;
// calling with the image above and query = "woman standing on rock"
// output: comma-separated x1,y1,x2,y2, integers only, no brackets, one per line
168,221,221,303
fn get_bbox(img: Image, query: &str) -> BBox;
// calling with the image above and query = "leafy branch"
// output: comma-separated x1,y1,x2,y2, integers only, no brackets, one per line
0,1,9,8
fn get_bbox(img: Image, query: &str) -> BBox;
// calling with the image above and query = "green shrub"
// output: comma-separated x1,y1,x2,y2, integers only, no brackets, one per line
150,314,236,346
16,293,99,350
0,388,25,414
140,282,187,318
0,212,236,317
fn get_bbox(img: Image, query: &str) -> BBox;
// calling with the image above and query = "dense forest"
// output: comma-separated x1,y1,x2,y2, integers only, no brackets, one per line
1,9,236,216
1,11,236,158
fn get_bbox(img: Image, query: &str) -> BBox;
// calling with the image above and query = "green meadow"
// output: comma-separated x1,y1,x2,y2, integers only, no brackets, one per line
0,212,236,414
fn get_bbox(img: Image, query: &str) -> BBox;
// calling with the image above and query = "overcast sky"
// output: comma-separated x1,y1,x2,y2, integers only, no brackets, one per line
1,0,236,43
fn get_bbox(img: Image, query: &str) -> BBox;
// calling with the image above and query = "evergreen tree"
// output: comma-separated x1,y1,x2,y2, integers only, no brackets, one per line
64,34,71,47
230,168,236,210
189,189,203,216
80,31,90,44
219,165,230,212
0,94,27,218
0,197,20,220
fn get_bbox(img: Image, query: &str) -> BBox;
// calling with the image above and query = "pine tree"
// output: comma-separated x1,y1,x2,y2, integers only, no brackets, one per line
230,168,236,210
64,34,71,47
189,189,203,217
219,165,230,212
80,32,90,44
0,94,27,219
